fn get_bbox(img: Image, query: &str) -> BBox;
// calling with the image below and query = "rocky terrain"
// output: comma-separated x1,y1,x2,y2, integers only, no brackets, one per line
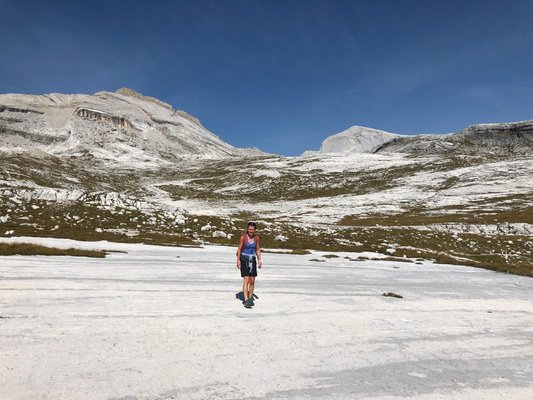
1,89,532,276
0,88,262,164
312,119,533,156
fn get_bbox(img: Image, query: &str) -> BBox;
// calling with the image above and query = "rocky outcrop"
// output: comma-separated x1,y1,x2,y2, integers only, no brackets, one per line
0,103,69,145
374,120,533,155
373,134,453,154
0,187,173,212
313,119,533,156
0,88,257,162
75,107,133,130
0,127,69,145
452,120,533,151
317,126,399,154
0,105,44,115
115,87,173,110
424,222,533,236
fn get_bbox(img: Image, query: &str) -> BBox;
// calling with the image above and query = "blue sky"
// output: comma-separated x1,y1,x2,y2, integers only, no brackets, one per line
1,0,533,156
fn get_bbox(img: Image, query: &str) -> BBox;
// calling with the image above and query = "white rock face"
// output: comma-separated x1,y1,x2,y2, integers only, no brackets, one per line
275,234,288,242
318,126,399,154
201,224,213,231
424,223,533,236
0,88,264,164
253,169,281,179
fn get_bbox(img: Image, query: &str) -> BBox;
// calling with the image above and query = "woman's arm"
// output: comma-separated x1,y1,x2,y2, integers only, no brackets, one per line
236,235,244,268
256,238,262,268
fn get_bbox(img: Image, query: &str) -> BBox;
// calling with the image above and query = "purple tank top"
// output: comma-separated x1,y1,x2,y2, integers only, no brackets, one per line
242,235,257,256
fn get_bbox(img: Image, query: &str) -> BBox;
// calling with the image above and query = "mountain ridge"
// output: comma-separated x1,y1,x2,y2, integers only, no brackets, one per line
3,88,532,159
0,88,264,165
316,119,533,156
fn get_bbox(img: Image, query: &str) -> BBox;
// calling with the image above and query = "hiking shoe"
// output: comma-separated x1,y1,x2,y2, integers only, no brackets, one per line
244,298,253,307
248,298,255,306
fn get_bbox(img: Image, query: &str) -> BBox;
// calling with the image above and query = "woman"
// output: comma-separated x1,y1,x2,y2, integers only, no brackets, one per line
236,221,263,308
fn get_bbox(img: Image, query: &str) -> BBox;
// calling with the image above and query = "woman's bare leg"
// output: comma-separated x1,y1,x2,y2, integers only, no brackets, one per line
249,277,255,300
243,276,250,302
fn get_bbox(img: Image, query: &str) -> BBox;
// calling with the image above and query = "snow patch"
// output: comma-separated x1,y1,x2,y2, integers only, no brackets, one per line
253,169,281,179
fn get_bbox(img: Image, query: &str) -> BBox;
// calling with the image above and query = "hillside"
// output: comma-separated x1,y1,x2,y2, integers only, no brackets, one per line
0,88,263,164
1,89,532,276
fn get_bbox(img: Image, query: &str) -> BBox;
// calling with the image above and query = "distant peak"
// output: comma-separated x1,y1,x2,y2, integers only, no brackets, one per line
114,87,173,110
317,125,399,154
115,87,143,97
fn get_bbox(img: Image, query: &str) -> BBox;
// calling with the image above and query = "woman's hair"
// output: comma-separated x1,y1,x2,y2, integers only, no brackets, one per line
247,221,257,228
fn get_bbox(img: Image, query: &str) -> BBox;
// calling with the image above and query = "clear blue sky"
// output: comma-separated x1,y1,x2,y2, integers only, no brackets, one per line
1,0,533,156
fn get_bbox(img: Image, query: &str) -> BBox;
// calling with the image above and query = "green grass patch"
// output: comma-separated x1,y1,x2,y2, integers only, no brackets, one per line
291,248,312,255
0,242,107,258
339,204,533,226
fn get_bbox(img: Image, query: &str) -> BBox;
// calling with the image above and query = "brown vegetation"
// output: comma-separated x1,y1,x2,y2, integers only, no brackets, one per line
0,243,107,258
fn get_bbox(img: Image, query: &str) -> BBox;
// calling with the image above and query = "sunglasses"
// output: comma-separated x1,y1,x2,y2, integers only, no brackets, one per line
247,222,257,228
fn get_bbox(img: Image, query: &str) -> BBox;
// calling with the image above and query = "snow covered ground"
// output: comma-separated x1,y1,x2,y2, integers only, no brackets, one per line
1,237,532,400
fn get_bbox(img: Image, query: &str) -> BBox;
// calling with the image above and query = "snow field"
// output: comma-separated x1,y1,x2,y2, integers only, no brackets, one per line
1,238,532,399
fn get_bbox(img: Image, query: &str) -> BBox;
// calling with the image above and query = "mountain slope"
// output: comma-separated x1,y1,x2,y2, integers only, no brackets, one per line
0,88,262,165
316,120,533,155
1,89,532,275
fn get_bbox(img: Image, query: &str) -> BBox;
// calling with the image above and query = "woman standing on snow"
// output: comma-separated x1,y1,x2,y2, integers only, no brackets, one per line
236,221,262,308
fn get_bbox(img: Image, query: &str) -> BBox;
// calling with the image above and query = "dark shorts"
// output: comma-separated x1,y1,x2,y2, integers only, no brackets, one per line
240,255,257,277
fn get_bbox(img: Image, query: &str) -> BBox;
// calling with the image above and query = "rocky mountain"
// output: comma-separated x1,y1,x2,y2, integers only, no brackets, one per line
315,120,533,156
307,125,399,155
0,88,263,165
0,89,532,276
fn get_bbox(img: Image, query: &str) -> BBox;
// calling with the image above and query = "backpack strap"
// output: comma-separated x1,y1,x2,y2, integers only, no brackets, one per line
242,233,259,248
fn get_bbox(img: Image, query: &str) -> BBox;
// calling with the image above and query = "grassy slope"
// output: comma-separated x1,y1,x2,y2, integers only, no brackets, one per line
1,153,532,276
0,242,107,257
